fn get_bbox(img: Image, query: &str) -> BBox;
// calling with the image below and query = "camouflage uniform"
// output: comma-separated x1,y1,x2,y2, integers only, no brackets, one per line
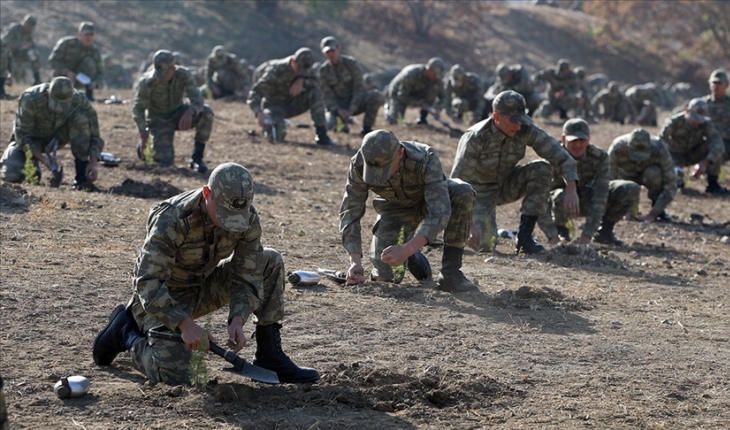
133,56,214,166
48,35,104,89
204,47,248,99
1,16,40,84
318,52,383,133
385,59,447,125
450,117,578,251
485,64,542,116
104,59,133,89
625,83,662,115
0,374,7,430
608,130,676,214
0,38,11,99
340,140,474,282
702,71,730,166
0,80,104,184
533,60,579,119
660,109,724,176
591,85,637,124
538,143,639,240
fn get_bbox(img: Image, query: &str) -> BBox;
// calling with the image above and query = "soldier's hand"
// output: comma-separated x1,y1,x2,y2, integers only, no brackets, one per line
692,161,709,178
337,108,352,122
575,235,592,245
178,108,194,131
381,245,410,266
563,183,580,218
66,71,77,82
227,316,247,353
212,85,222,97
548,236,560,245
289,77,304,97
256,111,270,128
346,262,365,285
86,158,99,182
179,317,214,352
467,224,482,251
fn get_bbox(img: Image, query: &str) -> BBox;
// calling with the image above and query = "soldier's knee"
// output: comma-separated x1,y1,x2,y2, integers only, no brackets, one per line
200,104,214,119
1,168,25,183
448,179,476,201
262,247,283,267
530,160,553,178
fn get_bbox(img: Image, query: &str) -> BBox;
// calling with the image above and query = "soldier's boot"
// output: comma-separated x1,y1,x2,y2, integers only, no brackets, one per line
705,174,729,194
32,71,41,85
188,141,208,173
556,225,572,242
85,86,94,102
416,109,429,125
516,214,546,254
314,126,335,146
436,245,479,293
649,199,672,222
407,251,432,281
559,108,568,120
593,220,624,246
93,305,146,366
359,125,373,137
0,78,8,99
72,159,100,192
675,167,685,189
252,323,320,384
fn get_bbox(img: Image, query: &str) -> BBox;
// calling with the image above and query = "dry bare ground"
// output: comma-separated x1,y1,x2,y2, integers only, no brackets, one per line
1,89,729,429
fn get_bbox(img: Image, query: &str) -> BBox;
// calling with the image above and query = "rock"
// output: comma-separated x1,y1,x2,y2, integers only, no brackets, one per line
697,269,708,276
166,385,184,397
720,236,729,244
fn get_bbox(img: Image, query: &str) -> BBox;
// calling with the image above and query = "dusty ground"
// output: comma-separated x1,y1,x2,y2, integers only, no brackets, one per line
1,90,729,430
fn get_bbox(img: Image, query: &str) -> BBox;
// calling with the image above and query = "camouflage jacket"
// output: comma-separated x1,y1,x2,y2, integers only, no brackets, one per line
443,72,486,118
387,64,447,110
247,57,318,115
660,112,724,164
13,83,104,158
205,53,243,87
1,23,34,57
48,36,104,84
545,144,610,238
450,118,578,192
340,141,451,256
317,54,365,113
608,133,676,212
0,38,9,74
533,68,578,99
701,93,730,142
487,65,535,99
591,89,637,121
133,189,264,331
133,66,204,132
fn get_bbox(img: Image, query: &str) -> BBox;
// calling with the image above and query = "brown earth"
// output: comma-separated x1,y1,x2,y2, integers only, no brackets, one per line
1,88,730,429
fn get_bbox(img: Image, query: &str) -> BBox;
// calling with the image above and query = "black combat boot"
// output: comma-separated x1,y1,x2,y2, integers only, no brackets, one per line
593,220,623,246
189,141,208,173
705,174,729,194
436,245,479,293
85,86,94,102
0,78,8,99
72,159,100,191
359,125,373,137
556,225,572,242
516,214,546,254
314,126,335,146
93,305,146,366
252,323,320,384
32,71,41,85
407,251,432,281
416,109,429,125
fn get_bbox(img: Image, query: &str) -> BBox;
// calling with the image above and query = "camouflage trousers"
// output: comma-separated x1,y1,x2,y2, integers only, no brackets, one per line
148,104,214,166
538,180,640,239
0,117,94,183
385,91,436,125
0,374,7,430
10,54,40,84
370,178,475,282
263,86,326,128
128,248,286,385
471,160,552,251
450,96,481,120
621,165,674,211
636,104,657,127
325,90,384,131
53,56,101,89
209,68,245,99
535,93,577,119
670,144,723,176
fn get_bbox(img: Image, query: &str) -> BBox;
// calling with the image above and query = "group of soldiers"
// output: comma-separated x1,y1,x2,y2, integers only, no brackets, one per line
0,17,728,394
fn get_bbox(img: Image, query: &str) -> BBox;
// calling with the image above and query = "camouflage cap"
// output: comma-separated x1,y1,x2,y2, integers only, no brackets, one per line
496,63,510,79
172,51,182,65
48,77,75,112
320,36,339,52
563,118,590,141
213,45,226,58
208,162,254,232
427,57,445,80
628,128,652,162
556,58,570,72
360,130,401,185
294,47,315,76
493,90,531,125
450,64,465,85
23,14,36,27
574,67,585,78
78,21,94,34
153,50,176,79
709,69,728,84
687,98,709,123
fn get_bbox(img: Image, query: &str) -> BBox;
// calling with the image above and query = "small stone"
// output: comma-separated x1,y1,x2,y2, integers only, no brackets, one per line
697,269,708,276
166,385,184,397
720,236,729,244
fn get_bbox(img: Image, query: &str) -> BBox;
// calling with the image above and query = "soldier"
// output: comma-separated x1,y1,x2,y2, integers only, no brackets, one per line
317,36,383,136
2,14,40,85
660,98,727,194
385,57,447,126
591,81,637,125
533,59,579,120
0,38,12,99
484,63,542,117
442,64,486,125
636,99,658,127
339,130,479,293
0,77,104,190
701,69,730,181
247,48,334,146
134,50,214,173
538,119,640,246
48,22,104,101
451,91,580,254
104,55,133,89
92,162,320,385
203,45,247,100
608,128,676,222
625,83,662,115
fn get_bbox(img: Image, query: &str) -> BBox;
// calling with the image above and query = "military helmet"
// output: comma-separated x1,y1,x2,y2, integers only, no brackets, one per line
556,58,570,72
496,63,510,79
213,45,226,58
574,67,586,79
450,64,465,85
23,14,37,27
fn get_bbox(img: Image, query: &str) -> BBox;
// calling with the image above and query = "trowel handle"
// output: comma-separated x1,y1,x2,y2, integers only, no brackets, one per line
147,329,234,364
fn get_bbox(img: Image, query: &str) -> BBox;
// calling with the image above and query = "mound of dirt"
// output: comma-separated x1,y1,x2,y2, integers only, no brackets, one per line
108,178,182,199
0,183,32,212
493,285,594,311
540,243,627,270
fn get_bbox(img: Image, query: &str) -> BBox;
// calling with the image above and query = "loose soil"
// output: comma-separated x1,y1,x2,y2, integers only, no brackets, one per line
1,89,729,429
